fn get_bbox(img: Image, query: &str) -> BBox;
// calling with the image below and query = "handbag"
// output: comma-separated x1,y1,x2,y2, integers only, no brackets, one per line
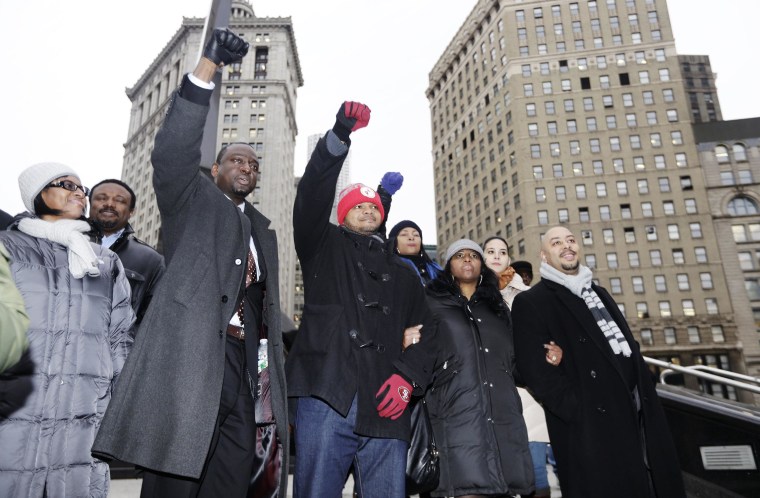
405,398,439,495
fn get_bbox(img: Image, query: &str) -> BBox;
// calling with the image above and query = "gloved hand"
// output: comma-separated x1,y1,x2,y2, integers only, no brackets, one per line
203,28,250,66
380,172,404,195
376,373,412,420
332,101,371,142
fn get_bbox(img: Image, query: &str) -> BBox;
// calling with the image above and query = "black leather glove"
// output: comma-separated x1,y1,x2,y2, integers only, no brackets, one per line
203,28,250,66
332,101,371,142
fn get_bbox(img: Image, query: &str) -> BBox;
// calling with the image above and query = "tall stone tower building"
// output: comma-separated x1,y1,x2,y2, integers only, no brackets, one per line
427,0,750,400
120,1,303,317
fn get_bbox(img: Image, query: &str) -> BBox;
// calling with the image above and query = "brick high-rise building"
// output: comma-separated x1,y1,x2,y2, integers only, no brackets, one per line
120,1,302,317
427,0,752,401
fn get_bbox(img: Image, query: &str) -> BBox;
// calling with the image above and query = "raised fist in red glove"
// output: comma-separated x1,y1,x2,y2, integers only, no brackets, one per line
376,373,412,420
332,101,371,142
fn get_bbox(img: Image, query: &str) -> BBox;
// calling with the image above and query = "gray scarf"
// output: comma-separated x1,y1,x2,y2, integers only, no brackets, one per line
540,262,632,357
17,218,101,279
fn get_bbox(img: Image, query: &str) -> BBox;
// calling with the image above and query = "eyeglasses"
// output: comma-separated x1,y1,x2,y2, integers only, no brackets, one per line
46,180,90,196
453,251,481,261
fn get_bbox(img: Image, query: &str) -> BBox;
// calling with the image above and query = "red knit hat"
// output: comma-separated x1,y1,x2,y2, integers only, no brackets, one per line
337,183,385,225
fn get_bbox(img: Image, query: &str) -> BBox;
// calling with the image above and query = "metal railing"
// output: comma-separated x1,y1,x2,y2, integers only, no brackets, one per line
644,356,760,395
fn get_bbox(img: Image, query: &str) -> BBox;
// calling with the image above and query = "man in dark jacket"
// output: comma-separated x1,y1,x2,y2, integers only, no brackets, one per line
93,28,288,497
512,226,686,498
289,102,439,497
89,179,164,325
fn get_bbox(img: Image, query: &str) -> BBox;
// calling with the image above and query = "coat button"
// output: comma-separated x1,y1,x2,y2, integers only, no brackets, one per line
218,330,223,337
484,348,489,353
235,258,242,265
477,318,482,322
590,370,597,378
579,337,588,343
597,406,606,414
221,295,228,303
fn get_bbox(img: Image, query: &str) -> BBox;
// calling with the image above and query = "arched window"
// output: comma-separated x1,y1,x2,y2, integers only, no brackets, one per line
727,196,760,216
733,143,748,162
714,145,729,163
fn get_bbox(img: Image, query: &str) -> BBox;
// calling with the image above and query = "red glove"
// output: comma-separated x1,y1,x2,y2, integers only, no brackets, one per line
376,374,412,420
333,101,371,141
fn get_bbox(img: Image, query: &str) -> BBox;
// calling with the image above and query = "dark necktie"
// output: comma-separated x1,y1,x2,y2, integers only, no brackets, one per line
237,247,257,325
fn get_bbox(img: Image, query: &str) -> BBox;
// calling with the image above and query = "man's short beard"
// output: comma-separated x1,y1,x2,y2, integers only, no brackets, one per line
561,261,580,272
94,218,118,230
343,219,380,235
233,186,254,198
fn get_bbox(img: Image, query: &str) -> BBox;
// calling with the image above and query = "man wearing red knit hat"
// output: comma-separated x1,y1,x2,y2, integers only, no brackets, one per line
289,102,439,497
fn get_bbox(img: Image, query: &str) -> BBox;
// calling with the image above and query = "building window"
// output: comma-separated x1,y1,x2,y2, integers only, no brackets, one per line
632,276,644,293
734,143,748,162
607,253,619,269
638,180,649,195
711,325,725,343
659,301,671,317
664,327,677,345
676,273,690,291
667,224,680,240
640,329,654,346
690,222,703,238
636,302,649,319
641,201,653,217
654,275,667,292
596,183,607,198
538,210,549,225
536,187,547,202
700,273,713,290
687,326,700,344
705,298,719,315
610,278,623,294
585,253,597,267
629,251,640,267
650,249,662,266
727,196,760,216
576,185,587,199
646,225,657,241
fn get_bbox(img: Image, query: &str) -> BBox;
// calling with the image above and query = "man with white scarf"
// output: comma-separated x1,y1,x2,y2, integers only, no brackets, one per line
511,226,685,498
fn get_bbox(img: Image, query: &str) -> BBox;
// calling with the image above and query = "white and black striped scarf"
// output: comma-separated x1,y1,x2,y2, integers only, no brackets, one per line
540,262,632,357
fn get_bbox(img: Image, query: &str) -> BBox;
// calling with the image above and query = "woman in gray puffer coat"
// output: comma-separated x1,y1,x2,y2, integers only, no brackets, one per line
0,162,135,498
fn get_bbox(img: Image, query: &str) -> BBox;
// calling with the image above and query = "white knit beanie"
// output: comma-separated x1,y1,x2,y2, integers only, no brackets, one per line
18,162,80,214
443,238,484,265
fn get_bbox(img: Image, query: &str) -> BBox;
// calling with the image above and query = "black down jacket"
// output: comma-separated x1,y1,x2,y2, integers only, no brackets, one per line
425,277,534,497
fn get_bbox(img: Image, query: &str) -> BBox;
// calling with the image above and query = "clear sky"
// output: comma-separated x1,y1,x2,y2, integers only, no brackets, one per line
0,0,758,241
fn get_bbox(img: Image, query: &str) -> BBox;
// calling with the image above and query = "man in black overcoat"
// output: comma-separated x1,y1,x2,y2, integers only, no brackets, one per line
289,102,439,497
93,29,287,497
89,179,165,325
512,226,686,498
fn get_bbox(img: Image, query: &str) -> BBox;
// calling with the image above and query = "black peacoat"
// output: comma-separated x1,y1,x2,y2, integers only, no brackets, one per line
93,87,288,495
425,279,534,497
288,133,438,441
512,279,686,498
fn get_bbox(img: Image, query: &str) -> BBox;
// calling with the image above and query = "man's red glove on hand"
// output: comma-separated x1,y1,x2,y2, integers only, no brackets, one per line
332,101,371,142
375,374,412,420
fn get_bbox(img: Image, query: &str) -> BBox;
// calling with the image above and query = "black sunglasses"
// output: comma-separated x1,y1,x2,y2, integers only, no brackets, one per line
46,180,90,196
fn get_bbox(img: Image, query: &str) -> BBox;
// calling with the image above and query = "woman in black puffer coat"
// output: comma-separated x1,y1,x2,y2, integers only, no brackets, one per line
425,239,534,498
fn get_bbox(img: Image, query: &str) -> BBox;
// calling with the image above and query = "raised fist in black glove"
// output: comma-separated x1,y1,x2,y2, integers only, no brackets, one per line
203,28,250,66
332,101,371,142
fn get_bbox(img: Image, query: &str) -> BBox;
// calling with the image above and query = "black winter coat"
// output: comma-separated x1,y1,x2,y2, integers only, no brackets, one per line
95,223,164,325
289,133,438,441
512,280,686,498
425,278,534,497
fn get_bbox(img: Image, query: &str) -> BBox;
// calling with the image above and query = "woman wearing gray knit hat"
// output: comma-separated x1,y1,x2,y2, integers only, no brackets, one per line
0,162,135,497
423,239,534,497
